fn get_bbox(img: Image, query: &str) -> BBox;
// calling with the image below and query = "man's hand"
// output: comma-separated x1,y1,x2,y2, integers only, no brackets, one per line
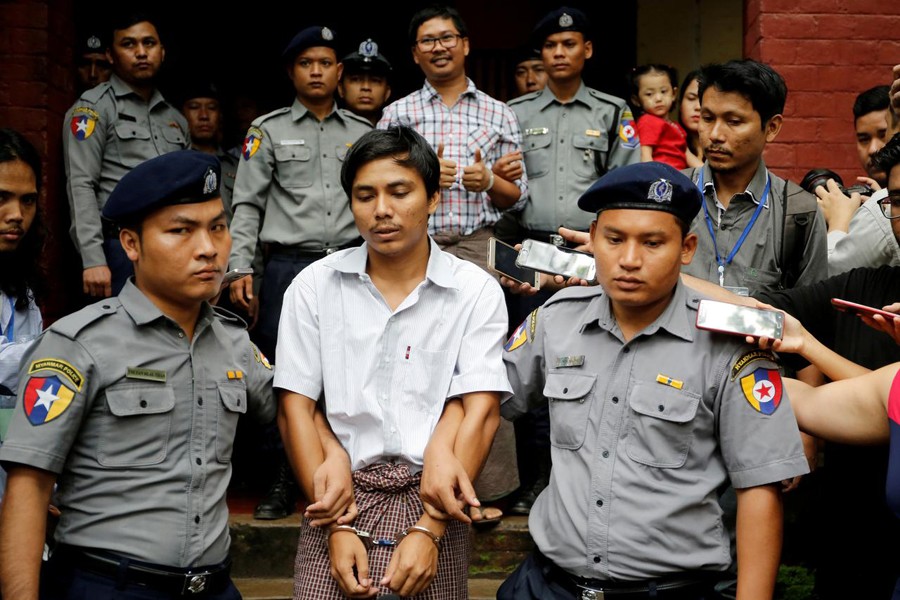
436,144,457,189
499,227,595,296
462,149,491,193
83,265,112,297
328,529,377,598
890,64,900,114
381,529,439,597
305,450,356,527
420,452,477,524
859,302,900,346
229,275,254,311
815,179,860,233
493,151,523,182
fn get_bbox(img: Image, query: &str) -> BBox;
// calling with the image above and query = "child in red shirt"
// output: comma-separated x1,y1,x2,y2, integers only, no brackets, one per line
630,64,702,169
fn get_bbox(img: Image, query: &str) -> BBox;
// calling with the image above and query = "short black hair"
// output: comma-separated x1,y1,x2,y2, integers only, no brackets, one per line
341,126,440,200
853,85,890,121
698,59,787,127
408,4,468,46
110,11,162,40
871,132,900,176
629,64,678,117
0,128,44,309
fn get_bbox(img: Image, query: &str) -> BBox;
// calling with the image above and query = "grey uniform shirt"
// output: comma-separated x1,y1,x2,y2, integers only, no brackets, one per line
228,99,372,268
63,75,189,268
502,282,808,580
682,161,828,295
0,281,275,567
827,190,900,275
509,83,641,232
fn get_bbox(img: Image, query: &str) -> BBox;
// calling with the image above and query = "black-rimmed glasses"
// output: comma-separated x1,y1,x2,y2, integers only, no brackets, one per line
877,191,900,219
414,33,462,52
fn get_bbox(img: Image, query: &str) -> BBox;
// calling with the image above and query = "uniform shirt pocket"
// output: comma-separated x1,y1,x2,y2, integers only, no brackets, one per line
522,131,553,178
739,267,782,293
99,384,175,467
160,124,187,149
113,122,152,168
544,372,596,450
335,145,350,161
401,347,450,414
572,134,609,180
626,380,700,468
215,382,247,463
274,144,313,189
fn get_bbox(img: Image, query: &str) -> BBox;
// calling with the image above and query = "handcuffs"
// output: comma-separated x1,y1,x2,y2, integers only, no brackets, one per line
328,524,441,549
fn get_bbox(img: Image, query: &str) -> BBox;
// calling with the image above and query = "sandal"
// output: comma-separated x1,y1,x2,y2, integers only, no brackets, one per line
470,505,503,530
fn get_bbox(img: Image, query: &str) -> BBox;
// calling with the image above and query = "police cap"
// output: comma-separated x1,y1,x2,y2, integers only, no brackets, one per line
282,26,338,64
78,30,108,54
511,43,542,67
179,80,222,104
102,150,221,224
577,162,701,224
342,39,392,77
532,7,591,45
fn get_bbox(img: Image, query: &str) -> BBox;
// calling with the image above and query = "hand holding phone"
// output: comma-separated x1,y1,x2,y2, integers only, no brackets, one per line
695,299,784,340
515,238,597,283
221,267,254,286
487,238,541,288
830,298,899,320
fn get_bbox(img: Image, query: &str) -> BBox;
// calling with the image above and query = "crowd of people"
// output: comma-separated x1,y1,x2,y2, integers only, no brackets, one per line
1,3,900,600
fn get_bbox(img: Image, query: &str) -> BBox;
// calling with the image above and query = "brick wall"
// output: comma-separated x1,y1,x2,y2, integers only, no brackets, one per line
0,0,80,324
745,0,900,186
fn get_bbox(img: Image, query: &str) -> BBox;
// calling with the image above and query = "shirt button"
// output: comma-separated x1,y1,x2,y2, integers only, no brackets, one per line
593,555,601,563
194,516,200,524
602,450,609,458
658,405,665,412
623,347,630,354
198,397,203,406
563,387,568,394
178,332,185,338
596,499,603,507
196,458,202,465
611,396,619,404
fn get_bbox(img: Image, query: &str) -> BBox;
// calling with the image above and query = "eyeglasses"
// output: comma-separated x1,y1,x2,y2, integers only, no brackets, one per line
877,191,900,219
414,33,462,53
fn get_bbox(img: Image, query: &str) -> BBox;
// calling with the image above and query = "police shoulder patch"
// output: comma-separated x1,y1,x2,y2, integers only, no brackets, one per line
618,108,639,149
242,127,264,161
252,344,272,369
731,349,776,380
504,309,538,352
740,367,783,415
24,375,77,425
70,106,100,141
28,358,84,391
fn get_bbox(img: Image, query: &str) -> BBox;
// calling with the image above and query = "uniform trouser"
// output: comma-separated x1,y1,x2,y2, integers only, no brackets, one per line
498,552,726,600
102,237,134,297
39,554,241,600
256,253,319,361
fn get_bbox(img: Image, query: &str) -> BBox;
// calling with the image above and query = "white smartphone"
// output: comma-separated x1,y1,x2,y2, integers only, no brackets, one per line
221,267,254,285
515,238,597,283
487,238,541,288
695,299,784,339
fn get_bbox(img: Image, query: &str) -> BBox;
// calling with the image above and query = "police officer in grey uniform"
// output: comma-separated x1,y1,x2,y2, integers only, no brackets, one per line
0,150,275,599
226,25,371,520
338,38,393,126
63,12,189,300
498,162,809,600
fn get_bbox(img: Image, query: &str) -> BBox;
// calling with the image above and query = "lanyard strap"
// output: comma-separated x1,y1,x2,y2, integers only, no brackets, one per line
697,169,771,270
4,297,14,343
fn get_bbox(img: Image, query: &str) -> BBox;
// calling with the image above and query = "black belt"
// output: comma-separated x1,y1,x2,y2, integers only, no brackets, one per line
53,544,231,596
266,237,363,259
536,550,722,599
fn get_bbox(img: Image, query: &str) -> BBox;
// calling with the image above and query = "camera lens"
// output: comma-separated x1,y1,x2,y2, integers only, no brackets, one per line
800,168,844,194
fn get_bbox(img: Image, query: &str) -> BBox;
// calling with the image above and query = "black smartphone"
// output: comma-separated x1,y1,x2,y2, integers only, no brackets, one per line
221,267,253,285
516,238,597,283
695,299,784,339
487,238,541,288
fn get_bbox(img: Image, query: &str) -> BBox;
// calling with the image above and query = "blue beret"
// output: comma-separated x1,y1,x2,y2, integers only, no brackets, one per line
283,26,338,64
577,162,702,224
342,39,392,77
532,7,591,45
102,150,221,224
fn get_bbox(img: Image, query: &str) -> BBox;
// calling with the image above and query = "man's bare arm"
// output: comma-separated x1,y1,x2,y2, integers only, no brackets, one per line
734,484,783,600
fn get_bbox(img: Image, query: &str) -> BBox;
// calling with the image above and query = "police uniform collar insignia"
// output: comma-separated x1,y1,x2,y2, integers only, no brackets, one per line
321,27,334,41
359,39,378,61
87,35,102,49
559,13,573,27
648,178,673,203
203,167,217,194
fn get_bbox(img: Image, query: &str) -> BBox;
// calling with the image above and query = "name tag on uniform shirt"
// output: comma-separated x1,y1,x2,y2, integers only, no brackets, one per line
126,367,167,383
584,129,601,137
525,127,549,136
555,355,584,368
279,139,305,146
118,113,137,123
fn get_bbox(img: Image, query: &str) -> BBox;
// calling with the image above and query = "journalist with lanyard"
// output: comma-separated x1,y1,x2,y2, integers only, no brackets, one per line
697,168,770,293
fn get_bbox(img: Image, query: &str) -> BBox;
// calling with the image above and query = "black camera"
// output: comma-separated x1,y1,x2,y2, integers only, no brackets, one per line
800,168,875,197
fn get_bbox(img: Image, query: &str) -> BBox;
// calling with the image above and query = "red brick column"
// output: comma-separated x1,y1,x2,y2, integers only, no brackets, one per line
0,0,79,324
745,0,900,186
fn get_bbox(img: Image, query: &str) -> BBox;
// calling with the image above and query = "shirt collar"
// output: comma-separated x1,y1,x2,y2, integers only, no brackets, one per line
701,160,770,209
537,81,591,110
109,74,165,108
423,77,477,102
330,237,460,290
580,280,694,342
118,278,215,328
290,97,339,122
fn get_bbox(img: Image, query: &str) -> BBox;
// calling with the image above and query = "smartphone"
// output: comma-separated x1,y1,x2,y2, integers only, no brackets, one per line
516,238,597,283
831,298,898,320
695,299,784,339
487,238,541,288
221,267,254,286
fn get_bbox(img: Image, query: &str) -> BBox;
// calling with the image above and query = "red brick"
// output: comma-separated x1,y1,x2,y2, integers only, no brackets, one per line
777,118,820,143
876,42,900,65
850,15,898,39
11,82,48,107
813,14,860,39
9,29,48,54
788,91,847,118
763,143,795,167
794,39,854,65
761,0,841,13
745,0,762,28
778,65,820,92
759,39,797,63
758,13,814,39
818,118,855,143
0,4,48,28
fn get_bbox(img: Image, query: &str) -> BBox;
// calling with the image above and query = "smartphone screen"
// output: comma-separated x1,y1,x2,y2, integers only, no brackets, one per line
487,238,540,288
516,238,597,283
695,299,784,339
831,298,898,320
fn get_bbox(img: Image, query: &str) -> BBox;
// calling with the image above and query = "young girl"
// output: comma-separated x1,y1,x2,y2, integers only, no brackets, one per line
630,64,703,169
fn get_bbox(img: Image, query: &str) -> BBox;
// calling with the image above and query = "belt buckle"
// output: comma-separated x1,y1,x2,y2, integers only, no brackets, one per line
578,587,605,600
183,572,209,594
